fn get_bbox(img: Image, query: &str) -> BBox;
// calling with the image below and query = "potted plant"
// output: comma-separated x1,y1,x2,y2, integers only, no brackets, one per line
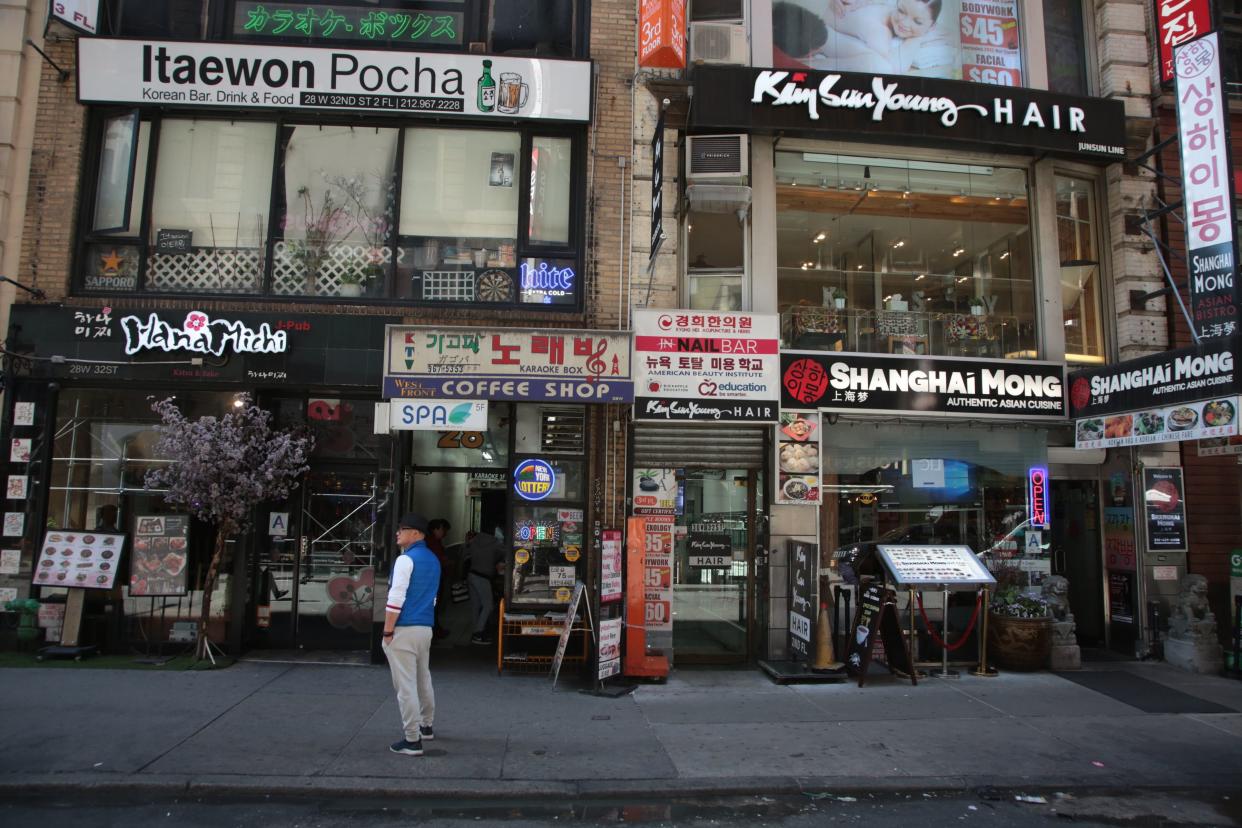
985,564,1052,670
338,268,365,298
970,298,985,316
830,287,847,310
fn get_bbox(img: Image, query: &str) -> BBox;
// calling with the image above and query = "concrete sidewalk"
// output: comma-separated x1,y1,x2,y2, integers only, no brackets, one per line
0,655,1240,799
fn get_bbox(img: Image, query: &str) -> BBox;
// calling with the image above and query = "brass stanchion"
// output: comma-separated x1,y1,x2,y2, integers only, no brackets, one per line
971,587,999,677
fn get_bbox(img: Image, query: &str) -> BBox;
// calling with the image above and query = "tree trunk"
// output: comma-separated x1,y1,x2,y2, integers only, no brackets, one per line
197,522,234,661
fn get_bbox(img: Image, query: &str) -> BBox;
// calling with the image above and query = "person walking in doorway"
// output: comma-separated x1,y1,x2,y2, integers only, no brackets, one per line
383,512,441,756
464,521,504,645
426,518,453,640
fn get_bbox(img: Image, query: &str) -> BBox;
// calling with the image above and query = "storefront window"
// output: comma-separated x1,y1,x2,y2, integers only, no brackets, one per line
1056,175,1105,364
80,117,583,307
822,422,1048,585
275,124,399,298
45,389,241,641
777,152,1036,358
687,210,744,311
408,403,511,469
147,119,276,294
1043,0,1090,95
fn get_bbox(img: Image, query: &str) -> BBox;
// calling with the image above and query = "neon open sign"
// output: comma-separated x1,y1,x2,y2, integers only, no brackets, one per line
1028,466,1050,529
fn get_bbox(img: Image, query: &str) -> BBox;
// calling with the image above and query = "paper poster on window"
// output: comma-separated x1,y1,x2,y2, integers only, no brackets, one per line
6,476,28,500
13,402,34,427
489,152,515,187
772,0,1022,86
9,439,31,463
0,549,20,575
4,513,24,537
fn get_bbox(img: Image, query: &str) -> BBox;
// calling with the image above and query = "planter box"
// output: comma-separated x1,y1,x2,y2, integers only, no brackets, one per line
987,612,1051,671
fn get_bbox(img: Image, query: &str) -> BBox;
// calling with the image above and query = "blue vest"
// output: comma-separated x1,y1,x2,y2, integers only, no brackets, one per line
394,539,440,628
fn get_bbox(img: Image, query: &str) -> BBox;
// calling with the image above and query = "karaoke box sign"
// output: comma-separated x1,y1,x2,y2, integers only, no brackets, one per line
383,326,633,403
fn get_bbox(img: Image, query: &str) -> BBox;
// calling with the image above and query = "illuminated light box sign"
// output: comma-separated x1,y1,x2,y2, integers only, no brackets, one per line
514,459,556,501
388,399,487,431
1028,466,1050,529
515,519,561,544
235,3,464,47
121,311,287,356
519,260,576,305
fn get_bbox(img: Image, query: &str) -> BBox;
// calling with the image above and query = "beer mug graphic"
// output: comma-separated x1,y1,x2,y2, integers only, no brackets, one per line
498,72,529,114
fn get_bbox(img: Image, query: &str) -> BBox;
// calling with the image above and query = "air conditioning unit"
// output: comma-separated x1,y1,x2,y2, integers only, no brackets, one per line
689,22,748,65
686,134,748,180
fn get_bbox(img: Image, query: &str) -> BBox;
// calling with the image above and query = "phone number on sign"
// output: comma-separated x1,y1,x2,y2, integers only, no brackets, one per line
299,92,464,112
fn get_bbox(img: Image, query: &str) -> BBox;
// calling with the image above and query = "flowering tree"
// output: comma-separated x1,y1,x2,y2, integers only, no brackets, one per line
146,396,313,659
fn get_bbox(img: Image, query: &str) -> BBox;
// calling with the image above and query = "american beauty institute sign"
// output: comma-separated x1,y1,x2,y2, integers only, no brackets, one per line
77,39,591,123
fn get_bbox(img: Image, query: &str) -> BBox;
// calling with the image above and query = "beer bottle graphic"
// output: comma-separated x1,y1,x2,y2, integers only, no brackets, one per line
477,60,496,112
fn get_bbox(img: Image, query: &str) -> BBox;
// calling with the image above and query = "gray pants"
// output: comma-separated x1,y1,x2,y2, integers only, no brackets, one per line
383,625,434,741
468,572,493,636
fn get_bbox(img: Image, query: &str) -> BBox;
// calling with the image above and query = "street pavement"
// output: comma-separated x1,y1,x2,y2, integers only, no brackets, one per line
0,653,1240,800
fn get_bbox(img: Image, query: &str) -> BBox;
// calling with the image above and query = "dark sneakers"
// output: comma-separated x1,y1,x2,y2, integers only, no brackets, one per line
390,738,424,756
419,725,434,741
470,634,492,645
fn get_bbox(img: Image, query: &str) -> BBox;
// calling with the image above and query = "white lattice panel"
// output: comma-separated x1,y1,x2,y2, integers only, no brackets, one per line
146,248,264,294
421,270,475,302
271,242,393,296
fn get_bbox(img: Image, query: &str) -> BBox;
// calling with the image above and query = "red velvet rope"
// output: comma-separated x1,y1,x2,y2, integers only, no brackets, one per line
915,591,982,652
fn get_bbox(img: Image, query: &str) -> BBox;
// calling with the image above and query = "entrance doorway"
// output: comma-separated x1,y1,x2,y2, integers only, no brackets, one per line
672,468,763,663
1050,479,1105,646
252,467,379,650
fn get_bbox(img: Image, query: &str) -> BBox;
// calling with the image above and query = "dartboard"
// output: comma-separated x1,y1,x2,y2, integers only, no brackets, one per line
477,269,513,302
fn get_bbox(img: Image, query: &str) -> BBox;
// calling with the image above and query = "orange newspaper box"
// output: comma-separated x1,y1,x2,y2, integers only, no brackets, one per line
623,516,670,678
639,0,687,70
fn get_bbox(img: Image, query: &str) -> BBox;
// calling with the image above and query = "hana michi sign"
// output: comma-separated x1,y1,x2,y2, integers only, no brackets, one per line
120,311,287,356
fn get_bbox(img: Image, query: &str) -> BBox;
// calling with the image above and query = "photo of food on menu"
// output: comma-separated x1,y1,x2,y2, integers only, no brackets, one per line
777,411,821,504
32,530,126,590
130,514,190,597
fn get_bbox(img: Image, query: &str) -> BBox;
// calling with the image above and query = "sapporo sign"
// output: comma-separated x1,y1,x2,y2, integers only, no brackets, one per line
689,65,1127,163
77,38,591,123
780,351,1065,419
382,326,633,403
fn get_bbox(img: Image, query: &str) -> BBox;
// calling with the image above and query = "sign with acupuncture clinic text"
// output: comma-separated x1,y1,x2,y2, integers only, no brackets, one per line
382,325,633,403
77,38,591,123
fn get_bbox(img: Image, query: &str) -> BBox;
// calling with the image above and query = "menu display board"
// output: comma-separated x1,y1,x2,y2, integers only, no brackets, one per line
1142,469,1187,552
1075,396,1238,449
775,411,821,505
876,545,996,587
130,515,190,596
1198,435,1242,456
32,530,125,590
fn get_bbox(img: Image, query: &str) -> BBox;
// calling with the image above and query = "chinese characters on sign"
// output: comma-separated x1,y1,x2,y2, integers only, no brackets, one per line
1157,0,1212,84
236,3,463,46
633,310,780,422
1143,468,1188,552
383,326,633,402
1174,33,1240,340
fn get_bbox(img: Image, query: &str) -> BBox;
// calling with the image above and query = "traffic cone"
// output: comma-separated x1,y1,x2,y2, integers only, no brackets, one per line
811,602,842,672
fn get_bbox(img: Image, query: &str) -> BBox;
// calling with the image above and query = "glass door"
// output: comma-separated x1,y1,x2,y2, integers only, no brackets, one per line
673,468,757,663
253,467,379,650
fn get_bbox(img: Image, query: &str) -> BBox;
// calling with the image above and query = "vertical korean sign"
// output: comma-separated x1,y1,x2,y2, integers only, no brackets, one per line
650,107,666,268
1175,33,1241,340
1156,0,1212,84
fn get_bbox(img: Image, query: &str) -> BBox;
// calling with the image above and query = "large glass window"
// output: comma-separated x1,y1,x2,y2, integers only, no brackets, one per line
1055,175,1105,364
1043,0,1090,95
146,120,276,294
80,116,582,307
686,210,745,311
776,152,1036,359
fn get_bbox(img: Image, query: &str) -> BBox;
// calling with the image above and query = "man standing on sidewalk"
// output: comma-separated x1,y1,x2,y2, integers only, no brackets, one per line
383,512,441,756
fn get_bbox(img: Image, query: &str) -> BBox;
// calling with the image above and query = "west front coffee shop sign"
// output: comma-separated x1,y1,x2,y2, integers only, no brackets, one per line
689,65,1127,162
383,326,633,403
77,39,591,123
780,351,1065,419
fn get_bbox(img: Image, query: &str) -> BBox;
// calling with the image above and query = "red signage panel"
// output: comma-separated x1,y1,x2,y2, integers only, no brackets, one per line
640,0,687,69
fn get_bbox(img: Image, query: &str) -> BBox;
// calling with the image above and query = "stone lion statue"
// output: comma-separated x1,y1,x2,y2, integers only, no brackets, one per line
1041,575,1073,623
1169,574,1216,641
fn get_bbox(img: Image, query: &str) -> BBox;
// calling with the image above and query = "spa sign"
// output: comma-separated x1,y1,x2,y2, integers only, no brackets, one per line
690,65,1127,162
780,351,1065,419
383,325,633,403
77,38,591,123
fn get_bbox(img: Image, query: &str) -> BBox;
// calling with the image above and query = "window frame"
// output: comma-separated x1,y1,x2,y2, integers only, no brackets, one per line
75,109,586,311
